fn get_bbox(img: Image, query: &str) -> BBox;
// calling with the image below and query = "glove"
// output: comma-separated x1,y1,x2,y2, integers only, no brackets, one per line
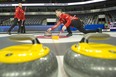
47,28,52,32
18,19,20,21
62,26,66,32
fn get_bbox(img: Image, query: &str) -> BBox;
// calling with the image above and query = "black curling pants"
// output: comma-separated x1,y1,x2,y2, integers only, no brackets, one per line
18,20,26,33
66,19,98,34
8,18,21,32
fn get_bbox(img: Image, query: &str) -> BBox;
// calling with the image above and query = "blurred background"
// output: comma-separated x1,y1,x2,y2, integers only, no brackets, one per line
0,0,116,32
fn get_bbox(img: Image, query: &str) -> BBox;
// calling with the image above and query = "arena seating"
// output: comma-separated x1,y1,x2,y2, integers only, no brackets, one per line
0,11,116,32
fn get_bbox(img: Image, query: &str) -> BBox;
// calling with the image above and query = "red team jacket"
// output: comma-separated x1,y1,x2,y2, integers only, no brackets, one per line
14,7,22,20
14,7,25,20
20,9,25,21
51,13,78,30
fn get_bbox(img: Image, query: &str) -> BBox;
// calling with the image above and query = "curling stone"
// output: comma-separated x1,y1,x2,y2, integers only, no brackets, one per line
44,31,52,36
0,35,58,77
64,33,116,77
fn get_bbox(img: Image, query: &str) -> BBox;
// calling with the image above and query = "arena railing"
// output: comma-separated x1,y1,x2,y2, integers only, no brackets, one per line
0,0,106,7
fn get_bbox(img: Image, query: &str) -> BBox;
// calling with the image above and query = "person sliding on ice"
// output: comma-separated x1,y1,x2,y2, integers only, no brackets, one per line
47,9,102,37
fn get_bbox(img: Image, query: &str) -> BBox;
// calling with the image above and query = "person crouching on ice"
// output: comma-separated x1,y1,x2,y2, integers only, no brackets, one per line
47,9,102,37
